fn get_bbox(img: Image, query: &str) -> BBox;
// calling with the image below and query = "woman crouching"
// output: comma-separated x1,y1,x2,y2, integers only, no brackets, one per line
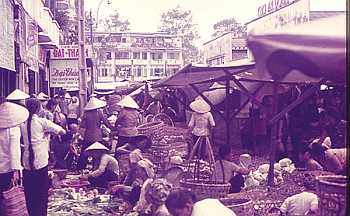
80,142,119,188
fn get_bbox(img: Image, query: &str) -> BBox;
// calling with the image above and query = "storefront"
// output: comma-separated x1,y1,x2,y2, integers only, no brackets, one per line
0,0,16,98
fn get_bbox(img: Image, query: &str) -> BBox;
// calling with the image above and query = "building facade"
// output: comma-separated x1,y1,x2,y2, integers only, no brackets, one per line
203,0,344,67
203,32,247,66
0,0,62,98
89,32,184,82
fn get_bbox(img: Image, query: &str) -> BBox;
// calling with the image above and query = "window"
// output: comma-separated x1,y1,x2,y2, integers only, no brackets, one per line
136,67,142,77
154,68,163,76
106,52,112,60
168,52,179,60
133,52,140,59
121,38,126,43
101,68,108,77
142,67,148,77
142,52,147,60
115,52,129,59
151,52,163,60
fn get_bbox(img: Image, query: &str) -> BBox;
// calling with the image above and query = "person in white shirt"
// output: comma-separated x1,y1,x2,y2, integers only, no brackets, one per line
21,98,66,216
280,176,319,215
80,142,119,188
165,189,236,216
188,99,215,159
0,101,29,216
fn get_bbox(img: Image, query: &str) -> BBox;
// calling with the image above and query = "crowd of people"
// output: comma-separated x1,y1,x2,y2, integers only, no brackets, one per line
0,84,347,216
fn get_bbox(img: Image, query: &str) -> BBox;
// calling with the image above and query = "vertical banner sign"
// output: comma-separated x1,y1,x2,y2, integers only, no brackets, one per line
0,0,15,71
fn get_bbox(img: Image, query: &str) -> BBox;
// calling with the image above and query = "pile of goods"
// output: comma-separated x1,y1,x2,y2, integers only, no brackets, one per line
243,158,296,189
184,159,213,180
48,188,130,216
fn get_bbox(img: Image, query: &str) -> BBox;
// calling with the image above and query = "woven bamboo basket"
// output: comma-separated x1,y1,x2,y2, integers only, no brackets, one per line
252,200,283,216
137,121,165,143
220,198,254,216
316,175,347,216
179,179,231,200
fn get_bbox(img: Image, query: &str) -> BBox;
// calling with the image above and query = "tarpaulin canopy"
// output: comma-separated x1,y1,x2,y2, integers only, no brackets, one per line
155,63,256,87
247,14,346,84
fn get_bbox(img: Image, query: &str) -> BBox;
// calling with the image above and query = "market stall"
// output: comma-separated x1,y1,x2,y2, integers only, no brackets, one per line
247,14,347,215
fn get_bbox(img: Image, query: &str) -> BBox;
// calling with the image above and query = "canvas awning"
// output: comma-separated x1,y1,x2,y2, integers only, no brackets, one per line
247,14,346,84
155,63,256,87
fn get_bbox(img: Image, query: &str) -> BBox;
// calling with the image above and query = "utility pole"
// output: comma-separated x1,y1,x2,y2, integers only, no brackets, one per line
89,9,95,94
77,0,87,113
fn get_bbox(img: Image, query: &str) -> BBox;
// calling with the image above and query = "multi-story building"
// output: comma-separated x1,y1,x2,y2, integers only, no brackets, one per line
203,32,247,66
203,0,344,67
88,32,184,82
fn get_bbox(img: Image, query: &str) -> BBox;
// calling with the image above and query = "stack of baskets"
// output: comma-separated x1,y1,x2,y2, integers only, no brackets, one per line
137,121,165,145
316,175,347,216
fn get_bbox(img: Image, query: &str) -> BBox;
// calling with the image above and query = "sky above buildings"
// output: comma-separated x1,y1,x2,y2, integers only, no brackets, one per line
84,0,346,45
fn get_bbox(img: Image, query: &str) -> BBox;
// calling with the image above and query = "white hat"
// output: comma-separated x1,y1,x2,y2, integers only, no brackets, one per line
85,142,109,151
6,89,30,100
37,92,49,101
189,99,211,113
84,97,107,111
65,93,71,99
117,95,139,109
0,102,29,128
137,159,155,178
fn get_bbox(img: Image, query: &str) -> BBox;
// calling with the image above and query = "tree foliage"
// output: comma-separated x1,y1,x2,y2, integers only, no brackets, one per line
102,10,130,32
212,17,247,38
158,5,200,64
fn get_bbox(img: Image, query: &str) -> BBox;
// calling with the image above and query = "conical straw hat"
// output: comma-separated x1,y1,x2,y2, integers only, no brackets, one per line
37,92,49,101
85,142,109,151
189,98,211,113
0,102,29,128
84,97,107,111
65,93,71,99
6,89,30,100
117,95,139,109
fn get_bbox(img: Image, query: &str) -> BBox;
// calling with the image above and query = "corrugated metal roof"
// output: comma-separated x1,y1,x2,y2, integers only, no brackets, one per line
309,11,345,21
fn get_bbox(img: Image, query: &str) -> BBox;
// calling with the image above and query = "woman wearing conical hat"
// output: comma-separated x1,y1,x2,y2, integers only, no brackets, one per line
114,95,141,147
188,98,216,159
80,97,113,150
80,142,119,188
0,101,29,211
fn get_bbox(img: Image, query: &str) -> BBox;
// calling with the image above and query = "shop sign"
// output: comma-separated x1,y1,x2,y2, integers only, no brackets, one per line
0,0,15,71
50,45,92,59
258,0,296,17
49,59,79,89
